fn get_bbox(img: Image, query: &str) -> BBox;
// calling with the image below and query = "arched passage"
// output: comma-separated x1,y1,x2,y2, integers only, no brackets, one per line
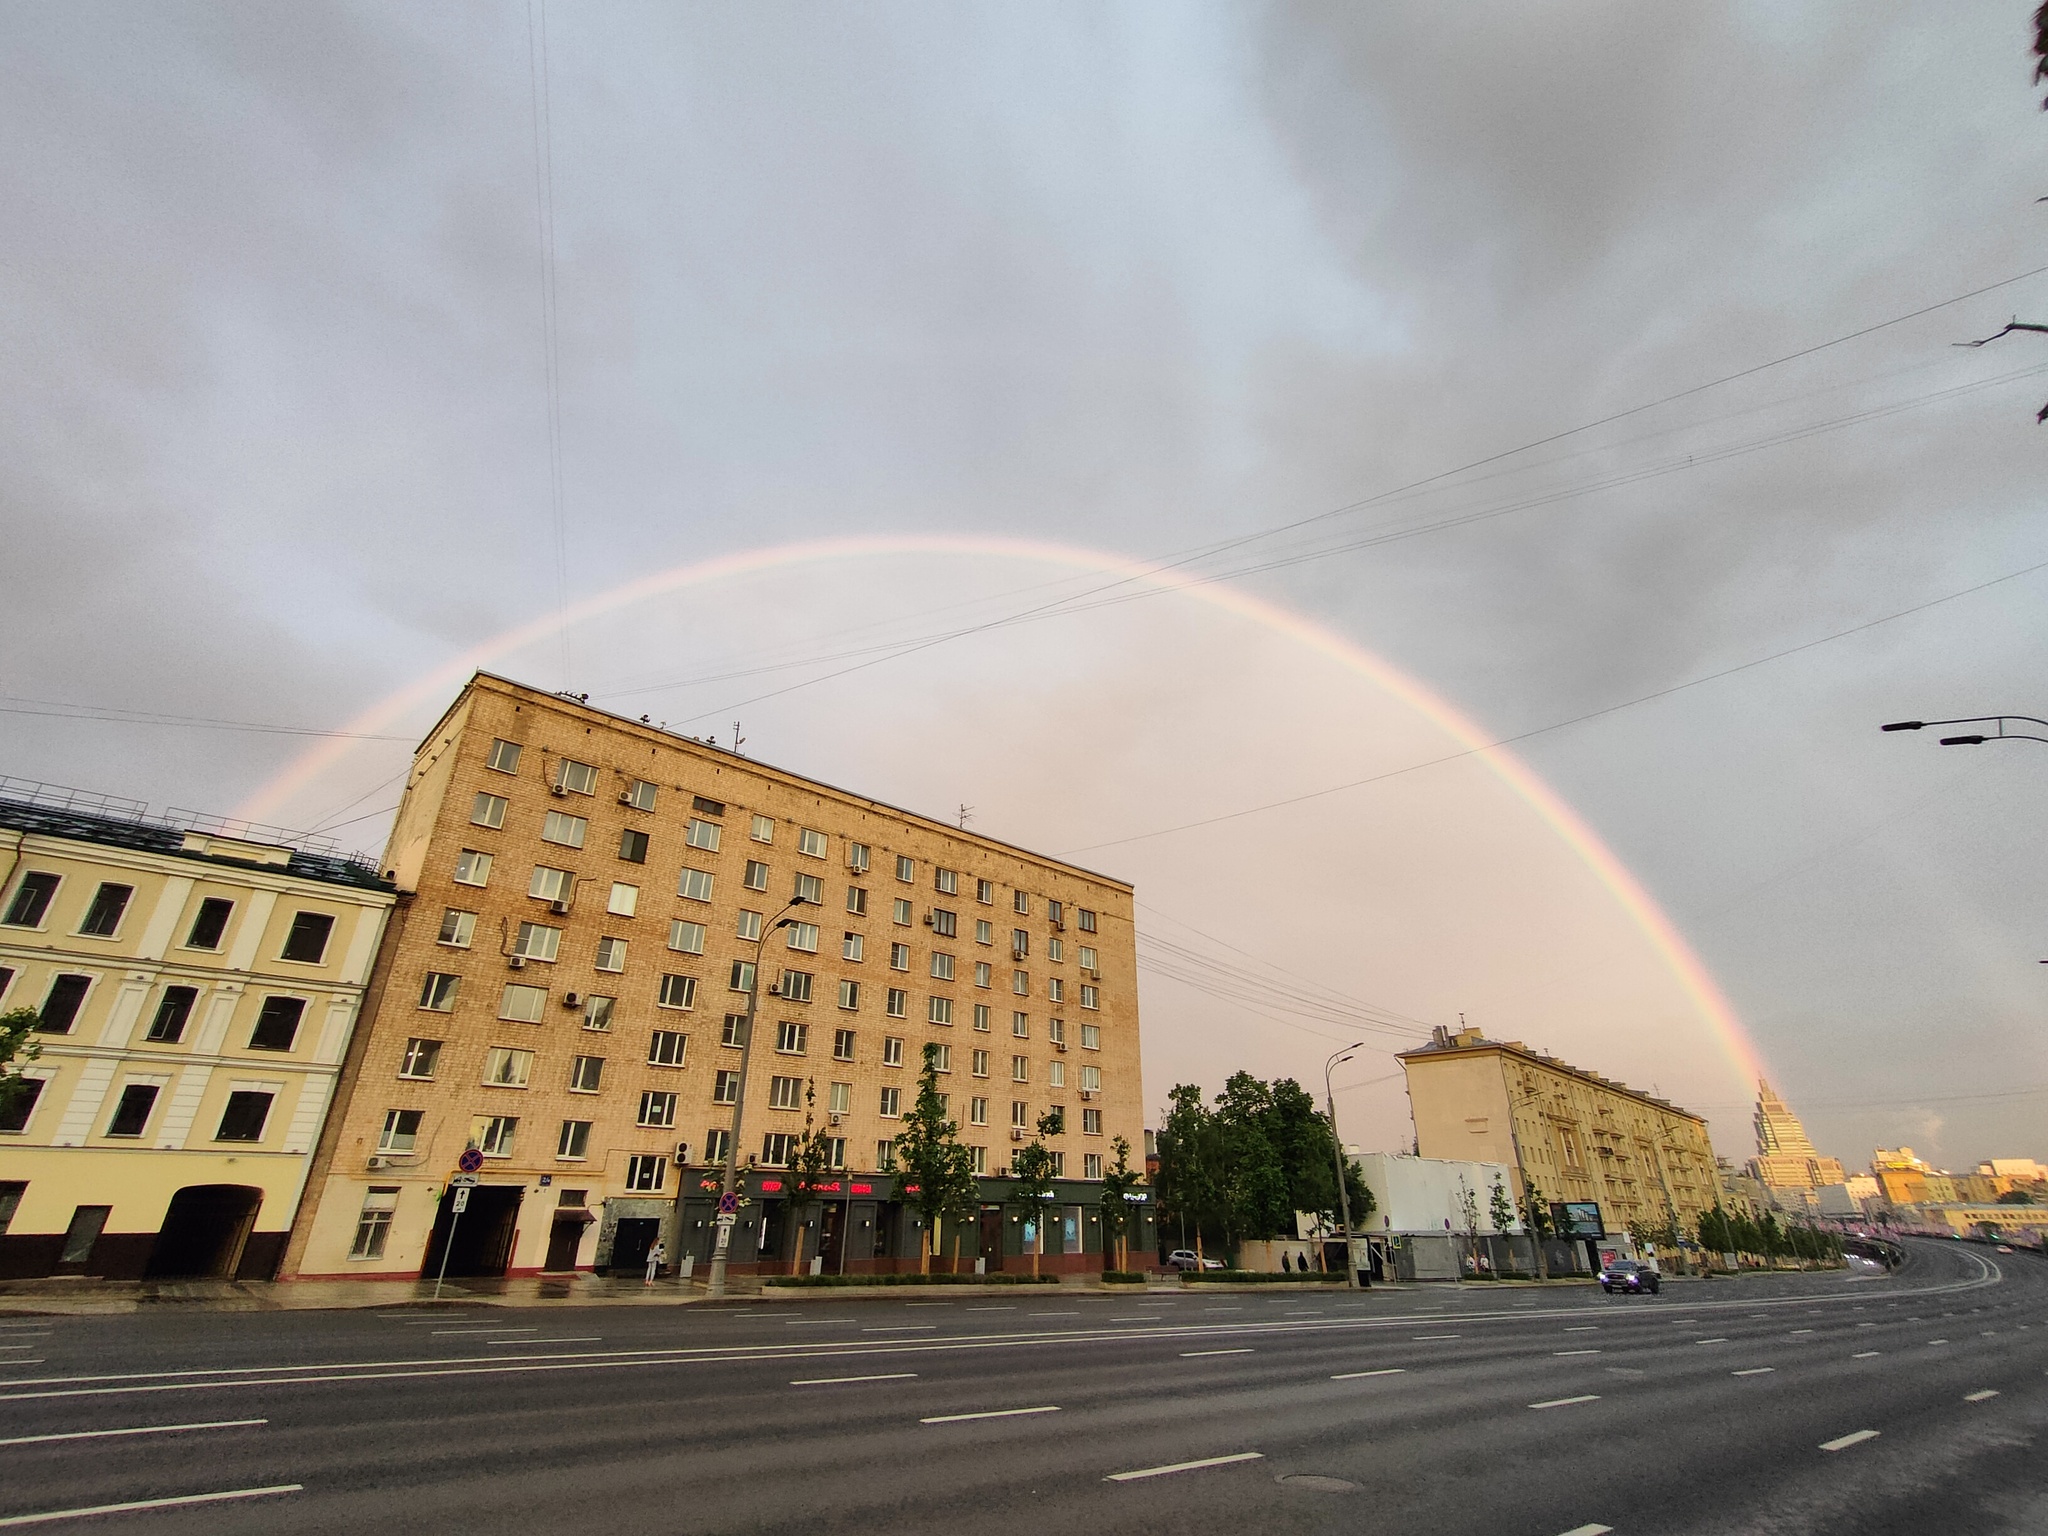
147,1185,263,1278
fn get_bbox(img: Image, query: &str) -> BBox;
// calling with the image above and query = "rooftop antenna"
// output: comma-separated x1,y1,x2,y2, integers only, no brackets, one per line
732,720,746,757
958,803,973,829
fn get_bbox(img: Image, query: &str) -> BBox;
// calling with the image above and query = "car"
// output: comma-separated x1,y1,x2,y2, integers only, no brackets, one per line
1599,1259,1660,1295
1996,1245,2013,1254
1166,1249,1226,1272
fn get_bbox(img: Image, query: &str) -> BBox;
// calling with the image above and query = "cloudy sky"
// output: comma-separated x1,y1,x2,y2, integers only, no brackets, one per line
4,2,2045,1172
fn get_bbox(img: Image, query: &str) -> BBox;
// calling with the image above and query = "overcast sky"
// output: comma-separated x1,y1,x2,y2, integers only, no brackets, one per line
4,2,2045,1173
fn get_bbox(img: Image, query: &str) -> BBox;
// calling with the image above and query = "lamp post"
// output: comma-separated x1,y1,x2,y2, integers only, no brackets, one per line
1325,1042,1366,1289
1882,715,2048,748
705,893,812,1299
1501,1085,1549,1281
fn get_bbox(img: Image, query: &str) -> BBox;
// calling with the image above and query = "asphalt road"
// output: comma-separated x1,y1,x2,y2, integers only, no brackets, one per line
0,1238,2041,1535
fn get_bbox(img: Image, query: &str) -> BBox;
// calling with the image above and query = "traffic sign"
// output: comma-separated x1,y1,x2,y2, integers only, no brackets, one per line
450,1173,480,1188
458,1148,484,1174
451,1186,471,1214
717,1191,740,1215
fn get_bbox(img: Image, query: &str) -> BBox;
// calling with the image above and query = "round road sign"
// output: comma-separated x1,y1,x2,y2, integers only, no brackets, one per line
458,1148,484,1174
717,1191,740,1215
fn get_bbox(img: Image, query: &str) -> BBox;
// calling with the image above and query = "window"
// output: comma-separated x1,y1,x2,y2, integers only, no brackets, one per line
638,1090,678,1128
625,1154,666,1191
1080,1065,1101,1091
144,986,198,1044
105,1084,159,1138
798,828,827,858
729,960,756,994
438,908,477,948
778,970,813,1004
4,872,60,927
39,974,91,1034
889,943,910,972
486,738,523,773
557,1120,592,1160
885,987,907,1018
847,842,871,873
484,1047,533,1087
1012,1056,1029,1083
934,868,959,895
1048,1061,1065,1088
500,983,548,1023
216,1091,274,1143
569,1055,605,1092
793,873,823,905
471,792,508,830
931,1044,952,1073
680,868,716,902
879,1086,902,1118
931,953,954,982
542,811,588,849
735,860,767,893
625,779,659,811
281,911,335,964
931,908,957,938
895,855,914,883
828,1081,852,1114
972,1049,990,1077
703,1128,730,1162
892,899,912,926
846,885,868,916
735,909,763,942
751,814,775,843
618,828,649,864
658,974,698,1011
973,962,992,989
972,1004,991,1032
928,996,953,1025
974,879,995,906
723,1014,748,1048
1084,1153,1103,1179
1082,1108,1103,1136
1049,1152,1065,1177
1080,985,1099,1011
975,919,993,945
1079,946,1097,972
249,997,305,1052
594,937,627,972
1048,900,1064,928
842,932,864,962
1011,928,1030,959
555,759,598,795
608,883,639,917
455,850,493,887
400,1038,442,1079
0,1079,43,1133
821,1136,847,1170
786,922,819,954
968,1096,989,1126
669,920,706,955
1080,1023,1100,1050
350,1188,400,1259
775,1020,807,1054
712,1069,740,1104
1013,891,1030,916
686,818,722,851
883,1036,904,1067
1048,938,1064,964
1012,1012,1029,1039
649,1029,689,1067
1078,909,1097,933
377,1107,423,1152
1011,1101,1029,1129
1012,971,1030,996
688,793,723,818
769,1075,804,1110
418,973,460,1011
185,897,234,950
876,1140,896,1171
833,1027,856,1061
761,1133,797,1167
512,922,560,962
968,1145,986,1174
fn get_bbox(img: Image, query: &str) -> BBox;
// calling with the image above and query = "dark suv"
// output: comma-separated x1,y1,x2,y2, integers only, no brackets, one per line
1599,1259,1660,1295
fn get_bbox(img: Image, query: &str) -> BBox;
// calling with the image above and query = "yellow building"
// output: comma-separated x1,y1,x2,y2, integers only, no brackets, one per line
0,784,394,1278
1744,1079,1845,1193
1398,1027,1723,1243
283,673,1144,1281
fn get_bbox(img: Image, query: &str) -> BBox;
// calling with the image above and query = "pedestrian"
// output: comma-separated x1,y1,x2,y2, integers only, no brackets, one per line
644,1240,666,1286
1280,1251,1291,1273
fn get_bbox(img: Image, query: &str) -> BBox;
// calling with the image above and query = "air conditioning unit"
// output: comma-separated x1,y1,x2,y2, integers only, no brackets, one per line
619,791,635,805
1011,1127,1025,1141
507,954,527,970
1055,1041,1067,1052
549,899,571,915
922,914,933,926
675,1141,691,1163
367,1154,392,1170
563,991,582,1008
550,783,568,797
1080,1090,1094,1101
828,1113,842,1126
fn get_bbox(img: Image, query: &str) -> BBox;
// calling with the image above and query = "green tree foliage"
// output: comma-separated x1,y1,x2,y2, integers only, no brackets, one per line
779,1079,837,1275
894,1044,977,1274
1996,1187,2039,1205
1487,1175,1516,1235
1006,1110,1063,1277
0,1007,40,1118
1097,1135,1143,1272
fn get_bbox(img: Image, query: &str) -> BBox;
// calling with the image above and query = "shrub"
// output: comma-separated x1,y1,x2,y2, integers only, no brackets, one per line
1181,1269,1345,1283
762,1272,1059,1287
1100,1271,1146,1284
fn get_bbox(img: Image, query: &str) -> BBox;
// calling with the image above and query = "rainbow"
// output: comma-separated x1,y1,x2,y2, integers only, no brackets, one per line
240,533,1768,1086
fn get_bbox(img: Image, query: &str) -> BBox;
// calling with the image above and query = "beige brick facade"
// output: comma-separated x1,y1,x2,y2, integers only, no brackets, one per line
284,673,1141,1280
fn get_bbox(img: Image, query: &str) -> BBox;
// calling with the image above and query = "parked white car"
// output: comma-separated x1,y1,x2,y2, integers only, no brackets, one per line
1166,1249,1225,1271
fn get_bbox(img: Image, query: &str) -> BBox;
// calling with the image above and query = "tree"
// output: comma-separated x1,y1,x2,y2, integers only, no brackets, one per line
0,1007,41,1119
1098,1135,1142,1273
1456,1176,1482,1276
1006,1110,1063,1278
779,1079,836,1276
1996,1187,2038,1205
1488,1174,1516,1236
1213,1073,1290,1247
1154,1083,1223,1262
894,1044,974,1274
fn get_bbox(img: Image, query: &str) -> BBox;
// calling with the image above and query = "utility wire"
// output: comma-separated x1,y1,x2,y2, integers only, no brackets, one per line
527,0,570,688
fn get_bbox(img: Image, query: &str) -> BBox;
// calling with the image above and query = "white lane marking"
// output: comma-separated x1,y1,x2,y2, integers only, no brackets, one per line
0,1485,301,1527
904,1303,954,1308
1529,1395,1600,1410
1106,1451,1262,1482
1694,1337,1729,1345
1964,1389,1999,1402
1412,1334,1460,1341
1553,1350,1601,1357
1113,1316,1163,1321
921,1405,1060,1424
1180,1349,1253,1358
1790,1329,1814,1335
430,1327,539,1335
1928,1338,1949,1345
784,1319,859,1326
861,1326,936,1333
0,1361,45,1368
488,1337,602,1345
1857,1322,1877,1327
790,1373,918,1386
965,1307,1015,1312
1564,1326,1599,1332
1820,1429,1879,1452
1557,1526,1614,1536
0,1418,266,1448
1852,1351,1881,1359
1732,1368,1775,1377
1202,1307,1243,1312
1331,1368,1405,1379
1028,1312,1080,1318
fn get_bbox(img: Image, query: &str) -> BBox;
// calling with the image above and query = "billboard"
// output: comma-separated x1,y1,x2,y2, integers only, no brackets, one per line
1552,1201,1605,1237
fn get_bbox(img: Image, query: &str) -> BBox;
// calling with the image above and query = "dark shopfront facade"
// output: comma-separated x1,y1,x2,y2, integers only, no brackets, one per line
646,1170,1160,1278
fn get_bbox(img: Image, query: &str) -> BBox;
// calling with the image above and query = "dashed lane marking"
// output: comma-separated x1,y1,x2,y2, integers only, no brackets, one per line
1852,1351,1881,1359
1106,1451,1262,1482
922,1406,1060,1424
1181,1349,1254,1358
0,1419,266,1448
1556,1526,1614,1536
791,1373,918,1386
1529,1395,1600,1410
1732,1368,1775,1377
1694,1338,1729,1345
0,1485,300,1528
1553,1350,1601,1357
1964,1390,1999,1402
1331,1369,1405,1379
1412,1334,1460,1341
1820,1430,1879,1452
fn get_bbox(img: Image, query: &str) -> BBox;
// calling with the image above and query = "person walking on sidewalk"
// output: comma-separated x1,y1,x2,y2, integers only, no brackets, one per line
644,1240,666,1286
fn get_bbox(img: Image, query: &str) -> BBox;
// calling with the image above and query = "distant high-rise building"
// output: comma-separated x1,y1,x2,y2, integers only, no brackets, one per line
1745,1080,1844,1191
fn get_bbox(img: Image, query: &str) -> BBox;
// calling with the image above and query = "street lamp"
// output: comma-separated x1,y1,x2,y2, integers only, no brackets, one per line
1325,1042,1366,1290
705,893,813,1299
1882,715,2048,748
